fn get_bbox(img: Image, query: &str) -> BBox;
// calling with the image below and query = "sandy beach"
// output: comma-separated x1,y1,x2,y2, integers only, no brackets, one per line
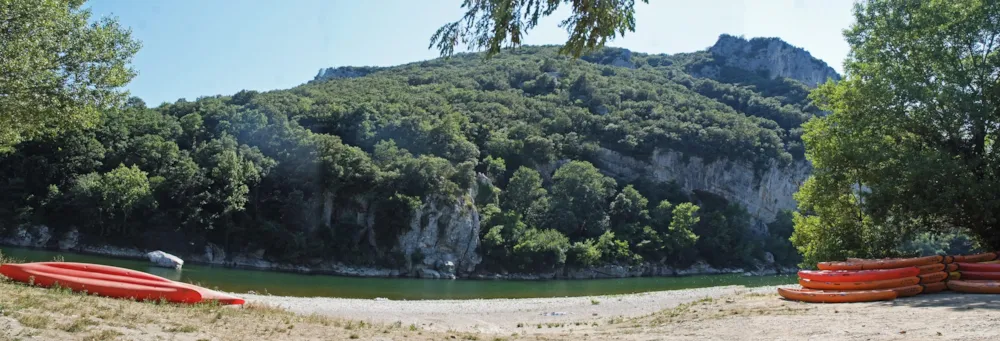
5,279,1000,340
245,285,1000,340
242,285,775,334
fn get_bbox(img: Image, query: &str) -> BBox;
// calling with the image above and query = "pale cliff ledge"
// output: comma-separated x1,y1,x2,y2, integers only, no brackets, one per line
707,34,841,87
594,147,811,233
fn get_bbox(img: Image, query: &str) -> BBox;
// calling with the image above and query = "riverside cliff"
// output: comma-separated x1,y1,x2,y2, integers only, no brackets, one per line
0,34,836,278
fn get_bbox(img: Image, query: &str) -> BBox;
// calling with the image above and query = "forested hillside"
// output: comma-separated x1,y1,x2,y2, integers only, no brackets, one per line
0,35,834,276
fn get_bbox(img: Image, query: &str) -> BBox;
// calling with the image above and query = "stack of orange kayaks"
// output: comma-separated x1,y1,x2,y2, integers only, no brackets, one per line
0,262,244,305
780,255,953,303
948,252,1000,293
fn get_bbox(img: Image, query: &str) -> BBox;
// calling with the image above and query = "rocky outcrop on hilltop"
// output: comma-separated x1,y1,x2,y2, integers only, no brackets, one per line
706,34,840,87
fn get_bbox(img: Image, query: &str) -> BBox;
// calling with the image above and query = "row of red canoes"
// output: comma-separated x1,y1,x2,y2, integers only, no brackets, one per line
780,252,1000,303
0,262,244,305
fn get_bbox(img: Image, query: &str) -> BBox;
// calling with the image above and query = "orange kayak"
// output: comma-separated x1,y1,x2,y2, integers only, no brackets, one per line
859,255,944,270
946,263,959,272
818,255,943,271
797,267,919,282
816,261,864,271
918,271,948,284
953,271,1000,280
955,262,1000,272
952,253,998,263
0,262,244,305
802,285,923,297
799,276,920,291
917,263,945,274
889,285,924,297
777,287,897,303
920,281,947,294
947,280,1000,294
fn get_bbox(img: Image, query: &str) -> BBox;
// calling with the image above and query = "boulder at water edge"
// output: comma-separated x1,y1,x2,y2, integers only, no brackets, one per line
147,250,184,270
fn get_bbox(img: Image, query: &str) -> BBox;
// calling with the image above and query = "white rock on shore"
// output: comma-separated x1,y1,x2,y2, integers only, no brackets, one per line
146,250,184,270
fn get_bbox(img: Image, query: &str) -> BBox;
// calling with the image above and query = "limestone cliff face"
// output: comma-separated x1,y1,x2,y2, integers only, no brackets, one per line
396,193,482,278
596,148,811,232
707,34,840,87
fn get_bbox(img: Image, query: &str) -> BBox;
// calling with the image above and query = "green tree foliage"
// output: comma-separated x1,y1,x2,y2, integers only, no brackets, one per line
69,164,153,236
764,210,799,266
501,166,547,220
548,161,616,238
692,191,764,268
664,202,700,259
899,231,981,257
792,0,1000,265
432,0,648,58
608,185,650,240
596,230,640,265
0,38,810,270
566,239,601,267
511,228,570,272
0,0,141,152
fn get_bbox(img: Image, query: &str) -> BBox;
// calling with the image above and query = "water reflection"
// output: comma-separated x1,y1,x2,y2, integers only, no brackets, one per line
144,266,182,281
0,247,797,299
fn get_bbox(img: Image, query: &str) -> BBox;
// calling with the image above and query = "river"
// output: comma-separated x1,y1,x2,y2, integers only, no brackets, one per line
0,246,796,300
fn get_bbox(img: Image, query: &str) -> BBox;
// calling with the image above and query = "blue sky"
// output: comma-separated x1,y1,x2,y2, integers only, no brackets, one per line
85,0,857,106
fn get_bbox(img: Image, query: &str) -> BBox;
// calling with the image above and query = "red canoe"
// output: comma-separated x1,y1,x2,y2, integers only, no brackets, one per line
917,263,945,274
818,255,943,271
798,267,919,282
0,262,244,305
35,262,244,305
955,262,1000,272
777,287,897,303
955,271,1000,280
951,253,999,263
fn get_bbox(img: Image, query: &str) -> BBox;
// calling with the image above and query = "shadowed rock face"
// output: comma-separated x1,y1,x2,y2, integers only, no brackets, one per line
708,34,841,87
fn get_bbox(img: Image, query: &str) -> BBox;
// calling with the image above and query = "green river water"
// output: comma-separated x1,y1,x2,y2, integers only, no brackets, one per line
0,247,796,300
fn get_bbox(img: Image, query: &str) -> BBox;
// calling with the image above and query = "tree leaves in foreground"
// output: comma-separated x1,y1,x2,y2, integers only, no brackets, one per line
792,0,1000,266
0,0,141,152
431,0,648,58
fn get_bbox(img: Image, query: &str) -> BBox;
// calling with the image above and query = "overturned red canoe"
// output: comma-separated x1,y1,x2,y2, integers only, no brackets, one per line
951,253,999,263
917,263,945,274
799,276,920,291
920,281,948,294
948,280,1000,294
955,262,1000,272
954,271,1000,280
798,267,919,282
918,271,948,284
0,262,244,305
818,255,943,271
778,287,897,303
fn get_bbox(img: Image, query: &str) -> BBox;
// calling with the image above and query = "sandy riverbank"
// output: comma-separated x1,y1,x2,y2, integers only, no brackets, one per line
245,285,1000,340
5,279,1000,340
242,285,777,334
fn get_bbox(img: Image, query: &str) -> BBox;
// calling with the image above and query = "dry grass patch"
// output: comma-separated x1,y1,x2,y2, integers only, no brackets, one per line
633,292,814,327
0,275,491,340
